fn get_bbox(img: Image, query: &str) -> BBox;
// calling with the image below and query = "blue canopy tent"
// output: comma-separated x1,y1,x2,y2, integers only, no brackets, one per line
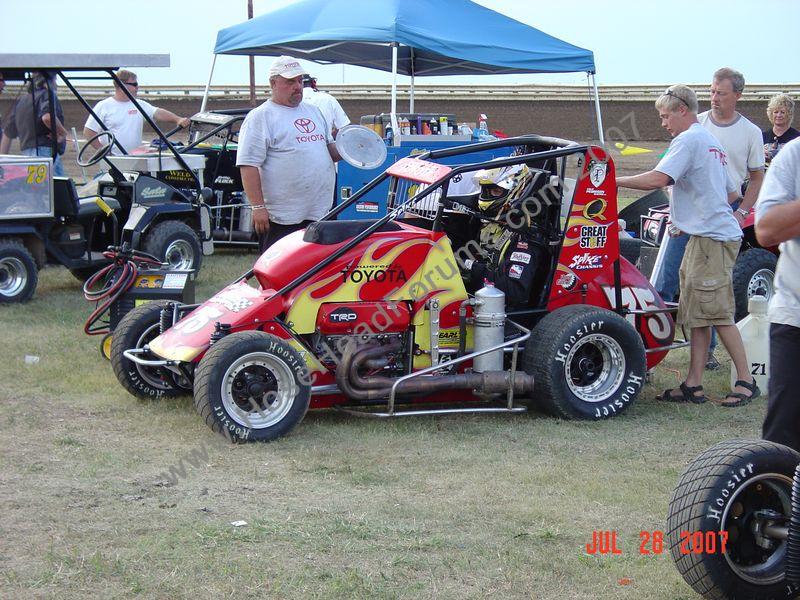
207,0,604,142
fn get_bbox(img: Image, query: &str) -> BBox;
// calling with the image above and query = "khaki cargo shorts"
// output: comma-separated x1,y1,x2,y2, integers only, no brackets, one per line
676,236,741,329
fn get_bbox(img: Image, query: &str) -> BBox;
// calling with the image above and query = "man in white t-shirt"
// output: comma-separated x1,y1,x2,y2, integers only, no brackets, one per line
756,137,800,451
656,68,765,370
236,56,341,253
301,74,350,138
617,85,758,407
83,69,191,156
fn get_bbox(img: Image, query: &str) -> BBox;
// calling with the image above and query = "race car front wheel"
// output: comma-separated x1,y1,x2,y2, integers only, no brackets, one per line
667,439,800,599
193,331,311,443
111,300,189,399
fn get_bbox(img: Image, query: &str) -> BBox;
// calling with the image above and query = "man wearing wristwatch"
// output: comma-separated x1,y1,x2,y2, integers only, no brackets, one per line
236,56,341,253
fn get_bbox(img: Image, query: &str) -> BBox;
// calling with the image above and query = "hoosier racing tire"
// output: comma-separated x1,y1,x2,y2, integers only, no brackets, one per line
522,304,646,420
193,331,311,443
110,300,188,399
667,439,800,600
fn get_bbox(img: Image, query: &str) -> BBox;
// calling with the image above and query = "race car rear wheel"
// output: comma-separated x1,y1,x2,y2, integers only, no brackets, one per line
733,248,777,322
193,331,311,443
522,304,646,419
667,439,800,599
111,300,189,399
0,238,37,303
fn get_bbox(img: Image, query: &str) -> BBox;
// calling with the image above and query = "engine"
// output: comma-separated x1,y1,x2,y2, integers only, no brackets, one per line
312,302,412,371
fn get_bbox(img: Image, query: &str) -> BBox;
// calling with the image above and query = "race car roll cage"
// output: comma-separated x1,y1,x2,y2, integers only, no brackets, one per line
241,133,687,355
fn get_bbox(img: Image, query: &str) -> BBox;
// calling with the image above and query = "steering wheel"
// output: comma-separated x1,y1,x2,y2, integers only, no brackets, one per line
78,131,117,167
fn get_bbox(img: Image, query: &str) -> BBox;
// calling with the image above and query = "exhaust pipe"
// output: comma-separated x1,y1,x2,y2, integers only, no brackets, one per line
335,340,533,402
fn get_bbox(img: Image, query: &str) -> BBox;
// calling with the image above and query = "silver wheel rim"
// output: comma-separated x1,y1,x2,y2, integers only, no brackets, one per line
221,351,297,429
164,239,194,270
0,256,28,298
136,323,174,391
721,472,792,585
563,333,626,402
747,268,774,300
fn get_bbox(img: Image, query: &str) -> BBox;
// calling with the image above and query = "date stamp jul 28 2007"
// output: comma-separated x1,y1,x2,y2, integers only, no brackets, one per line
585,530,729,556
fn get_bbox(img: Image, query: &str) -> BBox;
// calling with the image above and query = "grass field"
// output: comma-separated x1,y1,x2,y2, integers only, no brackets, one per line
0,242,765,599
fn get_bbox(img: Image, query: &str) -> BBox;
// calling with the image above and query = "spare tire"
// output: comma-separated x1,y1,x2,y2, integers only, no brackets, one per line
733,248,777,322
619,236,645,265
618,189,669,238
667,439,800,599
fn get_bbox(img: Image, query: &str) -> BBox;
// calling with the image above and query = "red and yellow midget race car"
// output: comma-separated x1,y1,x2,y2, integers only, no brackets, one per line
111,135,677,442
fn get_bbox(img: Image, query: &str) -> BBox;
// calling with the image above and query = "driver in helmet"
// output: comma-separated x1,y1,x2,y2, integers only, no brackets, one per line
462,164,545,309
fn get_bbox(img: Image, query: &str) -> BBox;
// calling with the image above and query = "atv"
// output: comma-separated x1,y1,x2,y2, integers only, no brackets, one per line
0,55,214,303
113,135,680,442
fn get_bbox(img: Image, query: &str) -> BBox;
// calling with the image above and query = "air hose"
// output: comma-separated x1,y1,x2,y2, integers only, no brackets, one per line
83,247,161,335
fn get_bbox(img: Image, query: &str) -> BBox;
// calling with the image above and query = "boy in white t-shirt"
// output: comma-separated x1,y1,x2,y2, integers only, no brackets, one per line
617,85,759,407
83,69,191,156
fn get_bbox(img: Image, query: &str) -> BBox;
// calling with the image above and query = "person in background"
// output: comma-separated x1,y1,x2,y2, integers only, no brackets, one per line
655,68,765,371
0,71,68,176
83,69,190,156
0,72,5,144
756,137,800,451
236,56,341,253
617,85,758,407
301,73,350,138
763,93,799,165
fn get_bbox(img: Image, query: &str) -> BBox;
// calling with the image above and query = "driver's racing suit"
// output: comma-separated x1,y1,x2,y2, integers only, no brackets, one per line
466,221,543,310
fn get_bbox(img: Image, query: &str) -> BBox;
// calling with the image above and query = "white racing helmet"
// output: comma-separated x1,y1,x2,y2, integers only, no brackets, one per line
473,164,533,217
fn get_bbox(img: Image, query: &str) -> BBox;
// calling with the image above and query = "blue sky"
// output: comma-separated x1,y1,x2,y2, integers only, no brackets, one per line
1,0,796,87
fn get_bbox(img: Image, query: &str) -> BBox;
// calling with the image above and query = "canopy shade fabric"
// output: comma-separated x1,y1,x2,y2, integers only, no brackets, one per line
214,0,595,76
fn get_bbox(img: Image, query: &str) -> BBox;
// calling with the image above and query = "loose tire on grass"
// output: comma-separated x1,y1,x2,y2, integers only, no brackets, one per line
193,331,311,443
143,220,202,272
618,189,669,238
733,248,777,322
522,304,646,419
0,238,38,303
667,439,800,600
110,300,188,399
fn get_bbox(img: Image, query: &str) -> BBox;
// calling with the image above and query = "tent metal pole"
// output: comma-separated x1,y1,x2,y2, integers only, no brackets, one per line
391,43,399,146
409,47,415,113
200,55,217,113
590,72,604,145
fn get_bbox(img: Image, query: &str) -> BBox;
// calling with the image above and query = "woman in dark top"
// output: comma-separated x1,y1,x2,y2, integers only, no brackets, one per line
763,93,799,165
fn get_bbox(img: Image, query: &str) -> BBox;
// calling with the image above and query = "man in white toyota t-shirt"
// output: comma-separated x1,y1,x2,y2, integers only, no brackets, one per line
83,69,191,156
236,56,341,253
617,84,758,408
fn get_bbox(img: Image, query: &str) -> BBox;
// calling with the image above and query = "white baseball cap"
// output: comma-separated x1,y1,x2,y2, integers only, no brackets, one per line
268,56,307,79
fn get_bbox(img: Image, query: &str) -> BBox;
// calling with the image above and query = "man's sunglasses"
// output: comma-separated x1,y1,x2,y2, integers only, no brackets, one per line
664,89,689,108
124,81,139,87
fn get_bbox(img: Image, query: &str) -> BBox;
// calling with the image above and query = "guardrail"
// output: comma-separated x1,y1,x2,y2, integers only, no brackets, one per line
5,83,799,103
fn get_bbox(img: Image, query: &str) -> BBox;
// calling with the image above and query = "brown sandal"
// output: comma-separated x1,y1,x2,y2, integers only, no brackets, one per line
659,382,706,404
721,379,761,408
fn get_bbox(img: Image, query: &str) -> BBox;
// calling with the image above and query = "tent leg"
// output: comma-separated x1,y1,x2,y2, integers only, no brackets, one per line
200,55,217,114
410,73,415,113
590,72,604,145
390,43,399,146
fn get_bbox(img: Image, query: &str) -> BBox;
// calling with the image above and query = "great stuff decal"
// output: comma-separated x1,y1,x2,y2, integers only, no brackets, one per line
550,147,619,305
